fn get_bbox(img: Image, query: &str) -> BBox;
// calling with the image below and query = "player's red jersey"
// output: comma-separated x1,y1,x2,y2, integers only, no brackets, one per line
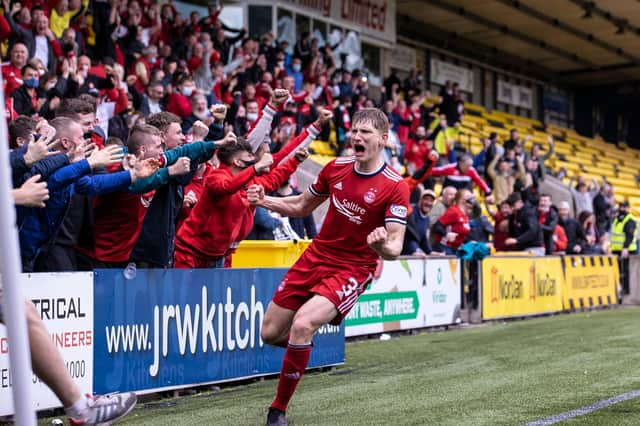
306,156,410,271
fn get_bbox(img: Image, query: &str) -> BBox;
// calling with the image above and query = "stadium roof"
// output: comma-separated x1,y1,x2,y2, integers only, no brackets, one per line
397,0,640,86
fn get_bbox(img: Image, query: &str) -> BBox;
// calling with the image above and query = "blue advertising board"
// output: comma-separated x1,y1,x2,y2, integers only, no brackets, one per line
93,268,345,394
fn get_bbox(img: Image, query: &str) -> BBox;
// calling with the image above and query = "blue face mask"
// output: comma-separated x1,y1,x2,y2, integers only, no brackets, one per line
292,64,301,73
24,77,39,89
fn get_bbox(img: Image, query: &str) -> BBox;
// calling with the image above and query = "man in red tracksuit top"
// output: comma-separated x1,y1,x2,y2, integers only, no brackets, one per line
174,141,309,268
430,154,494,203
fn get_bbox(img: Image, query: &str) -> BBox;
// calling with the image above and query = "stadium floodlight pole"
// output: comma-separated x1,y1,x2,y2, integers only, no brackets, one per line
0,76,37,425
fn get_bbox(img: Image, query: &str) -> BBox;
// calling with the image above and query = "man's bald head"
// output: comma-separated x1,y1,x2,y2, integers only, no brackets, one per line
442,186,457,206
11,43,28,68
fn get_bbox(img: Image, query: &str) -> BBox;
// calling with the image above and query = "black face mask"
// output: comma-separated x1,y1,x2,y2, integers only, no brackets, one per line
83,131,93,140
238,159,257,169
618,210,628,219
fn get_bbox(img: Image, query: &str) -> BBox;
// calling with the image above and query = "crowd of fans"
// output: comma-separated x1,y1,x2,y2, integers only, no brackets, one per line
1,0,637,286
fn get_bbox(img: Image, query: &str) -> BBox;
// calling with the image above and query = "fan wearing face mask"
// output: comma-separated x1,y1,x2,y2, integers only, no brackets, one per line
11,63,48,117
174,141,310,269
165,74,196,118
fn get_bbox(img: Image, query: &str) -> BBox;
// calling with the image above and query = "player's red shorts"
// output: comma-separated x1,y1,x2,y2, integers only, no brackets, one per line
272,250,374,325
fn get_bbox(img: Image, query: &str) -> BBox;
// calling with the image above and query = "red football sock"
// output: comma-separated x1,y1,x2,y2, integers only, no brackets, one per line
270,342,312,412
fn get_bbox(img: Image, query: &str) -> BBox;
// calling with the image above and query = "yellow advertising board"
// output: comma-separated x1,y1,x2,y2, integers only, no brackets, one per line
482,257,564,319
561,256,618,310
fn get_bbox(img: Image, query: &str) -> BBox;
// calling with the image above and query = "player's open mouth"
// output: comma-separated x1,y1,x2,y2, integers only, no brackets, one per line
354,144,365,153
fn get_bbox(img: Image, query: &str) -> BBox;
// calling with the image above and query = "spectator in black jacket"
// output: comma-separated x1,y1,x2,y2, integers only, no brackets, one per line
505,192,544,255
139,81,166,117
11,63,49,117
538,194,559,255
558,201,587,255
593,182,614,236
131,112,225,267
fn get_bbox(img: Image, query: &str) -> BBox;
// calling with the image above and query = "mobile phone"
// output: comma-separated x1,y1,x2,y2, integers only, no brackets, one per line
121,146,128,155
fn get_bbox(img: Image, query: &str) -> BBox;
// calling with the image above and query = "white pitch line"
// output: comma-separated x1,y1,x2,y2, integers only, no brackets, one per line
525,390,640,426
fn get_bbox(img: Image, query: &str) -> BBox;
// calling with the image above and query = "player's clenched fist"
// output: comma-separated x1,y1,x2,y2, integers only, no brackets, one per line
294,147,309,162
247,184,265,205
271,89,289,107
191,120,209,141
316,108,334,126
216,131,237,147
254,153,273,175
210,104,227,122
367,226,388,248
168,156,191,176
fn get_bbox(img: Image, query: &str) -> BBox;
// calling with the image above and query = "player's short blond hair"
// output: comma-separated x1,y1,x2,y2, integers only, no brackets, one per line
352,108,389,135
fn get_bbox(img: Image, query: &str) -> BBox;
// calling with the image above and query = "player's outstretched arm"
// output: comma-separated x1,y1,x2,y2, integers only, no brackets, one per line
367,222,406,260
247,185,325,217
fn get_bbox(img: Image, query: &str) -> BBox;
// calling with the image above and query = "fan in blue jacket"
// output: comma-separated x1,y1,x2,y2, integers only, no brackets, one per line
16,117,160,271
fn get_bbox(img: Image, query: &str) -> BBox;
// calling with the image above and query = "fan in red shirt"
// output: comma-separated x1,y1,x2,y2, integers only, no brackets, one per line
165,74,195,118
174,142,308,269
432,188,474,255
490,200,513,252
246,108,410,426
405,125,434,174
2,43,28,97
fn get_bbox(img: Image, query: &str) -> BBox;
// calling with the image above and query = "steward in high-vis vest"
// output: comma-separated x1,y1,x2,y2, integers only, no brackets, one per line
611,201,637,255
611,200,636,295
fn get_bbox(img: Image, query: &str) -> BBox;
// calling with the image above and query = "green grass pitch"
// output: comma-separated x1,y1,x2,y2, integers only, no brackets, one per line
43,307,640,425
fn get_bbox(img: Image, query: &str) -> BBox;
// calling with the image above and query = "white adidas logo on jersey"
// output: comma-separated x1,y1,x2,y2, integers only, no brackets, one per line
334,181,343,190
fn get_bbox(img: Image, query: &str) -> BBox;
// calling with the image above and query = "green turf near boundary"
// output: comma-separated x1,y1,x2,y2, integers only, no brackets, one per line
560,396,640,425
44,308,640,426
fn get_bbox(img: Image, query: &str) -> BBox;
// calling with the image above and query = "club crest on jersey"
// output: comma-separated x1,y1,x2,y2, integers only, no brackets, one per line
390,204,408,218
332,195,365,225
364,188,377,203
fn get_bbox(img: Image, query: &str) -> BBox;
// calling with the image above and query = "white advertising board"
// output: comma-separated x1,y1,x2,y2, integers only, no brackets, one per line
430,58,474,93
424,258,461,327
345,258,461,337
0,273,93,415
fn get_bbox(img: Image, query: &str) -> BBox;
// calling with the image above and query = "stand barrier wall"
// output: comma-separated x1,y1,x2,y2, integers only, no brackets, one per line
481,255,619,320
345,257,462,337
0,268,344,415
0,254,620,415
